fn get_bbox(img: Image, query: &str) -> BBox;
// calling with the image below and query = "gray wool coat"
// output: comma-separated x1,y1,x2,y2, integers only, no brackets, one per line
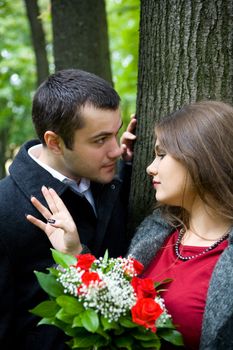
127,210,233,350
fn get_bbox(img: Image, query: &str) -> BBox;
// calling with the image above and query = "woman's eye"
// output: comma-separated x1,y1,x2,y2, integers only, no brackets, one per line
156,153,166,159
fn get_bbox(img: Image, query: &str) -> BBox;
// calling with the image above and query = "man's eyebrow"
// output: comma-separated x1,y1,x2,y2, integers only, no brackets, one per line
90,121,123,139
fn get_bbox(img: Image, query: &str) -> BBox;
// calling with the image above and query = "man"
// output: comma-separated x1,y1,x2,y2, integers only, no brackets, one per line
0,69,136,349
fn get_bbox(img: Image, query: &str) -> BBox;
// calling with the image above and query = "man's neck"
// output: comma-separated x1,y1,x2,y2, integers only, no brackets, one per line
29,144,81,183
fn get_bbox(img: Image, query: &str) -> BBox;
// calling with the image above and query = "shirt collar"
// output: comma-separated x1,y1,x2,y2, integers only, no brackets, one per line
28,144,91,193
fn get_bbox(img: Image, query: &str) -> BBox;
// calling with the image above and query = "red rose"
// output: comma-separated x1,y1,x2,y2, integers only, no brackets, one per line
131,298,163,332
131,277,157,299
76,253,96,270
132,258,144,275
81,271,101,286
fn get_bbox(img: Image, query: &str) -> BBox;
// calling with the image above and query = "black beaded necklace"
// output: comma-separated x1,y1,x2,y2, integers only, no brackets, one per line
175,229,230,261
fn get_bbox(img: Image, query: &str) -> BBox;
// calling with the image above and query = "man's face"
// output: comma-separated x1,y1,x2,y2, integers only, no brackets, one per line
60,105,123,183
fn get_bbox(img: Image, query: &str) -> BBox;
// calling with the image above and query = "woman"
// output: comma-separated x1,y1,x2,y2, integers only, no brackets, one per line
27,100,233,349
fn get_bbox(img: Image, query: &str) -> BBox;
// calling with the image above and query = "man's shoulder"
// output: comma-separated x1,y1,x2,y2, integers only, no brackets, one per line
0,175,13,191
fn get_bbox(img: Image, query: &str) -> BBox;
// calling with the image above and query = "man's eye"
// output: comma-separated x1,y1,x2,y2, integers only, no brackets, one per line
95,138,106,144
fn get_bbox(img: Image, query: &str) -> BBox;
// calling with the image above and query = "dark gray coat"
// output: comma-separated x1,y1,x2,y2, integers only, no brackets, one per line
128,210,233,350
0,140,131,349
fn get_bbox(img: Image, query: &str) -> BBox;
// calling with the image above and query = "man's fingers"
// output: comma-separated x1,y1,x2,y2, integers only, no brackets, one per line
126,116,137,132
122,131,136,141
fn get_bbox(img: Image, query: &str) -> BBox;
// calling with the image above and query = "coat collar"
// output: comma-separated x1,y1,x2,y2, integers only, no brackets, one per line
9,140,67,204
200,229,233,348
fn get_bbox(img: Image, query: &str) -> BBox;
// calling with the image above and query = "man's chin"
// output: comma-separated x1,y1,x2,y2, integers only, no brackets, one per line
94,172,116,184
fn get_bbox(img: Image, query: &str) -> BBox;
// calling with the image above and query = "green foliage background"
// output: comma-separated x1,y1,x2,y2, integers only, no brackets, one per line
106,0,139,127
0,0,139,162
0,0,36,152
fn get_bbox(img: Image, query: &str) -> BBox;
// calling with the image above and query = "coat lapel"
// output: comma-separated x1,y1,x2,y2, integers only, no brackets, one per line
91,179,121,255
201,241,233,347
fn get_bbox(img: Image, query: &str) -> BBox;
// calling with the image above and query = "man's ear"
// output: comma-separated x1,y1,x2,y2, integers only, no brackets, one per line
43,131,64,155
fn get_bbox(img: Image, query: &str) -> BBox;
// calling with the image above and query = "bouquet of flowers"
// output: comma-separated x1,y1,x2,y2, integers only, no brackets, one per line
31,250,183,349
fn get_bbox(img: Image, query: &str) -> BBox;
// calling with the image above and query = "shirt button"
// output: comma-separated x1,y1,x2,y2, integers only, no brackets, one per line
111,184,116,190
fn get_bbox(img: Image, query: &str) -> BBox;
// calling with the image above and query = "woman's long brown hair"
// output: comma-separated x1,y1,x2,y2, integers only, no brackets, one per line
155,100,233,227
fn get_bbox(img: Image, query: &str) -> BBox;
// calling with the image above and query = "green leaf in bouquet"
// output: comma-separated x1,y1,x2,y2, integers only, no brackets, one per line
37,317,55,326
63,325,89,339
158,329,184,346
34,271,64,297
95,326,111,341
101,315,120,331
63,324,81,337
73,314,83,327
47,266,61,277
114,335,134,350
51,248,77,267
56,308,74,324
156,317,176,329
30,300,59,318
72,334,105,348
103,249,109,264
140,338,161,349
56,295,84,315
81,309,100,333
53,317,70,330
119,316,138,328
154,278,173,289
114,328,125,335
131,328,159,341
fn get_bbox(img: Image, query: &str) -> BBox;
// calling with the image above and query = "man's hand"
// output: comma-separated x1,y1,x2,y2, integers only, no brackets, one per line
26,186,82,256
120,115,137,162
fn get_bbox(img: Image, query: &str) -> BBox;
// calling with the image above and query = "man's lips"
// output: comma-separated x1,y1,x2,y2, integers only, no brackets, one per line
102,163,116,169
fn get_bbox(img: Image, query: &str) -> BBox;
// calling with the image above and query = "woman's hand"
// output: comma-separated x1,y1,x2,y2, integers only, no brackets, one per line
26,186,82,256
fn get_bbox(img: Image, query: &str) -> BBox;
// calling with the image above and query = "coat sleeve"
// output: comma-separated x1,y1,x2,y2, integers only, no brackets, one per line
0,236,15,347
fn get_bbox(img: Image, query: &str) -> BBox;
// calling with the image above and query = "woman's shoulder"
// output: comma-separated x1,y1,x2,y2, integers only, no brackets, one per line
136,208,171,233
127,209,172,267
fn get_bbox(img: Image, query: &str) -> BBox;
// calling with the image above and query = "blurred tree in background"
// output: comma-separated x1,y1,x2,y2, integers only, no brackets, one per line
24,0,49,85
51,0,112,84
0,0,139,178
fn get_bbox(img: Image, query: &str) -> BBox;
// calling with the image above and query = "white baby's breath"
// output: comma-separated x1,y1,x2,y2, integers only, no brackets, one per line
57,257,138,322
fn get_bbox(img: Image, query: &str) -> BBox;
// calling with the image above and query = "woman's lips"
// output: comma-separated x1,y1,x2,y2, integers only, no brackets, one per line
152,180,160,188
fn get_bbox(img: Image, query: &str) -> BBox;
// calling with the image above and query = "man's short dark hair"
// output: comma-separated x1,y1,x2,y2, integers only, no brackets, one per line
32,69,120,149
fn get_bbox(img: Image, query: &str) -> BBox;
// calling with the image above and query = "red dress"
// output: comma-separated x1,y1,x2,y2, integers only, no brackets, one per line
143,230,228,350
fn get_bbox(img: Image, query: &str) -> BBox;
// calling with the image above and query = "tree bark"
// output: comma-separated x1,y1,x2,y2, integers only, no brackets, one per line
24,0,49,86
51,0,112,84
128,0,233,234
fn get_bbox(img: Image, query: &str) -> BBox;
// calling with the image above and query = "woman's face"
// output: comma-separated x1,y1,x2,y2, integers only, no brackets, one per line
146,140,196,209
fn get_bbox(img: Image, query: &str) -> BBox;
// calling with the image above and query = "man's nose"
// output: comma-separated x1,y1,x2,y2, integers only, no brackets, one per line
107,138,123,159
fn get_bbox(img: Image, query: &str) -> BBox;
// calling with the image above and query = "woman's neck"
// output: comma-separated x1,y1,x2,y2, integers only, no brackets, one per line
183,197,231,246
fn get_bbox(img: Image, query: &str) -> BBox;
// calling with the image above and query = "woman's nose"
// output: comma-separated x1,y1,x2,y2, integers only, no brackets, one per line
146,158,158,176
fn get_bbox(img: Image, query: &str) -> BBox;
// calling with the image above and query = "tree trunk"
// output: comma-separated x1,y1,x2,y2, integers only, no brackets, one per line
51,0,112,84
128,0,233,235
24,0,49,86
